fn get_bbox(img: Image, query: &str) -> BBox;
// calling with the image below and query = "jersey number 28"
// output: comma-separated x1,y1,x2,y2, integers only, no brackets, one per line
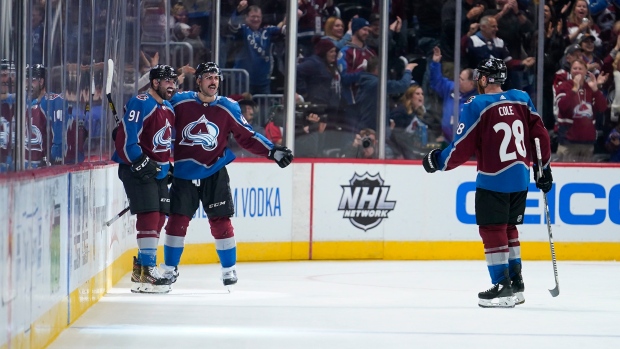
493,119,526,162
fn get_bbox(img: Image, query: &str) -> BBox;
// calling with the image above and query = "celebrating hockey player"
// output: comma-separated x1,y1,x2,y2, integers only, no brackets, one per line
26,64,64,168
112,64,177,294
422,58,553,308
0,59,14,172
161,62,293,291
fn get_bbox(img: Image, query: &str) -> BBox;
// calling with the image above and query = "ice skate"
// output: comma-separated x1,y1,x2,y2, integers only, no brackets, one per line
511,264,525,305
160,263,179,284
131,256,142,293
478,271,515,308
221,266,237,293
140,265,172,294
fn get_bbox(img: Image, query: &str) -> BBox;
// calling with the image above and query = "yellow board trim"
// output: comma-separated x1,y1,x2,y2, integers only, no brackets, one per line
174,241,620,263
9,249,136,349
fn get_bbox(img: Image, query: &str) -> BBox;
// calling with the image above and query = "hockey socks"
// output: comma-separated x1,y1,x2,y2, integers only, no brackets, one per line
164,234,185,267
164,213,190,267
136,230,159,267
215,237,237,268
479,224,510,284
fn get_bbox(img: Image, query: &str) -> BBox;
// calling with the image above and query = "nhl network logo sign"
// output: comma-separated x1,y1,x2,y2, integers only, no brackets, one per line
338,172,396,231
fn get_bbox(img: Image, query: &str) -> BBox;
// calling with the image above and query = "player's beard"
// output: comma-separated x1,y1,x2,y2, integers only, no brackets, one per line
156,85,176,101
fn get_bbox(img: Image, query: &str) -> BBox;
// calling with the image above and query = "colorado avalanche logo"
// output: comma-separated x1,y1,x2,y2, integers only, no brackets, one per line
180,115,219,151
152,118,172,152
26,124,43,151
573,102,593,120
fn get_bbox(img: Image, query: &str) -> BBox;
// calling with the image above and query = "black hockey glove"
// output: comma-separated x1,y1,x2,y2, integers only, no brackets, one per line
533,165,553,193
111,126,118,141
423,148,441,173
130,153,160,181
268,145,294,168
167,162,174,185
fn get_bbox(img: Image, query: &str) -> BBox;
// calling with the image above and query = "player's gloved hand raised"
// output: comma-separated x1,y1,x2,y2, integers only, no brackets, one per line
533,165,553,193
423,149,441,173
268,145,293,168
130,153,161,181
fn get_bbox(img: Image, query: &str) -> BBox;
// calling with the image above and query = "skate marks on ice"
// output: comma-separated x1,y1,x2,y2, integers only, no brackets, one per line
107,283,289,301
47,261,620,349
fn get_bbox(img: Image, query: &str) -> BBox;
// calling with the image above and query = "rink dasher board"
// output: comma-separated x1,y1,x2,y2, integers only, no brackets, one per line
179,161,620,261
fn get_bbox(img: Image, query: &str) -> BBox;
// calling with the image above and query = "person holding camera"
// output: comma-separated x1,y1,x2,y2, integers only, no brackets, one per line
342,128,378,159
293,104,327,157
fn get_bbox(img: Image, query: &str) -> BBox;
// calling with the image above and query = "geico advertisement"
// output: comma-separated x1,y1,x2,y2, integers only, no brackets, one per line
312,164,620,243
184,163,294,243
181,162,619,244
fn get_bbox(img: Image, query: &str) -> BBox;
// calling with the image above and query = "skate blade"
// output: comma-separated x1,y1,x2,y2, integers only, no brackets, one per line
514,292,525,305
130,282,142,293
140,284,171,294
478,296,515,308
226,285,234,293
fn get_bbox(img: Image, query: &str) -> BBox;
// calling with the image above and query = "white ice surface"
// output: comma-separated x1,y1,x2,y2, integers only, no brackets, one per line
47,261,620,349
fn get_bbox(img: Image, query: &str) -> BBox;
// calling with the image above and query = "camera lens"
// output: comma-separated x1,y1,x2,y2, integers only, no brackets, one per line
362,136,371,148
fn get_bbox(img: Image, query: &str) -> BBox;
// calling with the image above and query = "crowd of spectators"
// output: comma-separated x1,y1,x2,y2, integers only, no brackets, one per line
12,0,620,165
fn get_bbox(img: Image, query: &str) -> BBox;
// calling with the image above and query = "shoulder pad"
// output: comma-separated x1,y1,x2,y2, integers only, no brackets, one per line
217,95,238,107
170,91,197,105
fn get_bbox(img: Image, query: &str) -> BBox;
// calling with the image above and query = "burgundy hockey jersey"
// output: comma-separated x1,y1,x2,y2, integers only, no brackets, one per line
170,92,273,180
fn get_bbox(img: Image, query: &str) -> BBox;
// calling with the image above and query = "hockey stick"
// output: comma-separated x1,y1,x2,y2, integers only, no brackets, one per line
105,58,119,124
535,138,560,297
105,206,130,227
104,58,129,228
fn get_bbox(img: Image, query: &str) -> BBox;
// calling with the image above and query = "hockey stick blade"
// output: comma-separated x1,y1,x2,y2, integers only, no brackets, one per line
549,285,560,297
106,59,119,124
105,206,130,227
535,138,560,297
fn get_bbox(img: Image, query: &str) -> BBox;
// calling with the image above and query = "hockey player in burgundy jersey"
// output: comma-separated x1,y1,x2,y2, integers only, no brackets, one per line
161,62,293,291
423,58,553,308
112,64,177,294
25,64,58,169
0,59,14,172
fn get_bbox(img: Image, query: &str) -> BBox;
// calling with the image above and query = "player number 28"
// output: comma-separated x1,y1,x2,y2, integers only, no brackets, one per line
493,119,526,162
